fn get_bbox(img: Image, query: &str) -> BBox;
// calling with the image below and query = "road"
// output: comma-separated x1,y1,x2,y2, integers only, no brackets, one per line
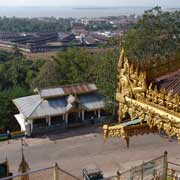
0,126,180,178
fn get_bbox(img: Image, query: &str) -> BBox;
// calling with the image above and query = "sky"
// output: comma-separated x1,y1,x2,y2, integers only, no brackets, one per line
0,0,180,7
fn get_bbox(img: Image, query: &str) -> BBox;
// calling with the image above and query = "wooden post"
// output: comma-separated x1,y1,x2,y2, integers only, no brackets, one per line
65,114,68,124
82,110,85,121
163,151,168,180
54,163,59,180
125,136,130,148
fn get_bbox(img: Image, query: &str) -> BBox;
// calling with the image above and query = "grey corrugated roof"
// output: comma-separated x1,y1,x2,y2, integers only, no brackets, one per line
13,95,42,118
13,92,105,119
79,93,105,110
30,97,67,118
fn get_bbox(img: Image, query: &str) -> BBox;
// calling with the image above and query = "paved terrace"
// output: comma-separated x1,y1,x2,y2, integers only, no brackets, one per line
0,126,180,178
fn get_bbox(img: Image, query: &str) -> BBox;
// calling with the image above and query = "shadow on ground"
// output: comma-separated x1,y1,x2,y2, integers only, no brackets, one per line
32,125,102,141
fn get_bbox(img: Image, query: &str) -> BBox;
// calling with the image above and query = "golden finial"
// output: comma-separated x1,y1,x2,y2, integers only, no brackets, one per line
18,139,30,180
118,48,125,69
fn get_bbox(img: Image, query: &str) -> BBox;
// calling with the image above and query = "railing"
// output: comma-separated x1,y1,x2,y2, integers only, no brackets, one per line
103,152,168,180
58,166,81,180
167,161,180,179
82,168,90,180
0,152,172,180
0,164,80,180
0,131,25,142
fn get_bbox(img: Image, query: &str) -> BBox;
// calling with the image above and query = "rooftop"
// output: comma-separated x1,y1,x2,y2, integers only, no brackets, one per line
13,83,104,119
153,69,180,95
39,83,97,98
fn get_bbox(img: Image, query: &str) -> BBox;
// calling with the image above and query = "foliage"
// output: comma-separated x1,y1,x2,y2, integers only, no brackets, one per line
32,60,62,88
106,35,121,47
33,47,119,101
0,52,43,130
0,86,31,130
123,7,180,60
0,17,71,32
12,45,24,59
0,58,44,90
0,50,14,63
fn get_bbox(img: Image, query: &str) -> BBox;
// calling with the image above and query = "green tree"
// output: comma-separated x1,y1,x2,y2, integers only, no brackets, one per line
0,86,31,131
0,50,13,63
32,60,62,88
52,48,96,84
0,59,44,90
12,45,23,59
123,7,180,60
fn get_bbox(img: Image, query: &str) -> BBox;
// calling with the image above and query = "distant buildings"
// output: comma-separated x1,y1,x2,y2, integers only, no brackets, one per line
0,16,137,53
13,83,105,136
81,18,108,26
0,31,110,53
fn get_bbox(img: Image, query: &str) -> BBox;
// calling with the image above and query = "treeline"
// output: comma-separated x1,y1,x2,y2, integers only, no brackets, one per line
0,17,71,32
0,49,45,130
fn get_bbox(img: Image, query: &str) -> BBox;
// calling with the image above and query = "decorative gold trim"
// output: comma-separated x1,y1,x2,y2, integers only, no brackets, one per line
104,48,180,144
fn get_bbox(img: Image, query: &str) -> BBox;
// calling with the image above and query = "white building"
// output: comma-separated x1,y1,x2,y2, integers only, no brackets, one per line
13,83,105,136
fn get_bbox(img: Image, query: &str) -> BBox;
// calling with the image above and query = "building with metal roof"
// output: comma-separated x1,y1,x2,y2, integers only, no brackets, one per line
13,83,105,136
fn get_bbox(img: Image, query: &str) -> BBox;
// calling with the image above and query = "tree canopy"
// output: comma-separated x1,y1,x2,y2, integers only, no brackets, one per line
123,7,180,60
0,17,71,32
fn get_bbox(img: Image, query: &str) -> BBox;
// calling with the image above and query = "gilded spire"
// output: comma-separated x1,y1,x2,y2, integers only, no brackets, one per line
18,139,30,180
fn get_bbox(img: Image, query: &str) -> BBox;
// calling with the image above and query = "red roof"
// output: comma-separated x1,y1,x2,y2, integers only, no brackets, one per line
63,84,92,94
39,83,97,98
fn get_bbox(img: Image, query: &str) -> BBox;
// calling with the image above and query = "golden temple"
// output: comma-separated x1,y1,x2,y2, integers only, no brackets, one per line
103,48,180,147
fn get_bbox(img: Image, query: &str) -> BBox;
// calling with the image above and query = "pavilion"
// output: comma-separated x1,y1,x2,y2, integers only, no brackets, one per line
13,83,105,136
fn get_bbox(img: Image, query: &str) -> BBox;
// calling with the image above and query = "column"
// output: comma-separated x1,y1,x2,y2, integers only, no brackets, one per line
82,110,85,121
65,113,68,124
27,119,33,136
94,110,96,116
98,109,101,118
46,117,49,125
78,111,81,119
30,120,33,131
48,117,51,127
62,114,65,121
46,116,51,127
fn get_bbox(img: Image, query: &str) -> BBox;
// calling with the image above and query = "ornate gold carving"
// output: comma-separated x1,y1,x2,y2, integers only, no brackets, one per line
104,48,180,145
103,122,157,148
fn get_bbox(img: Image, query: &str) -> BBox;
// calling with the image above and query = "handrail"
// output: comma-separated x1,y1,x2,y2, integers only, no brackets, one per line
0,166,54,180
168,161,180,167
58,166,81,180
